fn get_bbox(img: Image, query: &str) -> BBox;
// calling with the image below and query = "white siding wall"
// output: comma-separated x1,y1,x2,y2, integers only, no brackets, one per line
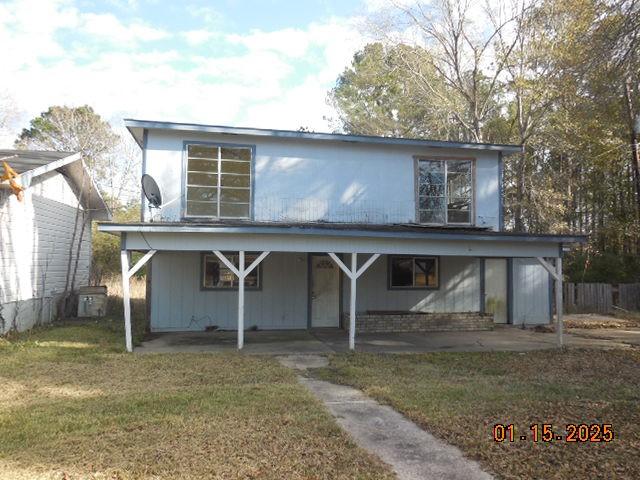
144,130,501,229
0,172,92,333
512,258,551,325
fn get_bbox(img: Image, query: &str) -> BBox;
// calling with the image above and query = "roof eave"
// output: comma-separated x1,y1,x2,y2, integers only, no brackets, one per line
123,118,523,153
97,222,586,244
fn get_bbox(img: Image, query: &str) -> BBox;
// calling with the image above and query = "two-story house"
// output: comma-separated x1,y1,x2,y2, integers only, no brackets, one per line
98,119,585,352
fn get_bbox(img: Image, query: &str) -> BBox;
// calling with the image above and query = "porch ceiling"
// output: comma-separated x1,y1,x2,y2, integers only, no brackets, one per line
98,222,585,258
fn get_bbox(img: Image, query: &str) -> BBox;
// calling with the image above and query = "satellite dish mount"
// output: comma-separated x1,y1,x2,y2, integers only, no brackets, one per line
141,174,163,221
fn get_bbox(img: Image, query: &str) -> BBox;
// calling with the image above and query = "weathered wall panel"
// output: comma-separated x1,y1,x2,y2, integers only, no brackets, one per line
512,258,551,325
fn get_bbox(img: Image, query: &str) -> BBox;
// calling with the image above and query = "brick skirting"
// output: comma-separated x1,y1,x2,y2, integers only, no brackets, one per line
343,312,494,333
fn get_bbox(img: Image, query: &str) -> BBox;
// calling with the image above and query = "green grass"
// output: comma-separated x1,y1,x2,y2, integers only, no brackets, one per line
0,320,393,479
314,349,640,480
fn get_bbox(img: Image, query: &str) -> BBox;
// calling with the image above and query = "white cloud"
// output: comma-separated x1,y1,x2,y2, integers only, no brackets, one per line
0,1,368,149
81,13,169,43
186,4,222,25
182,29,217,45
363,0,416,12
227,28,313,58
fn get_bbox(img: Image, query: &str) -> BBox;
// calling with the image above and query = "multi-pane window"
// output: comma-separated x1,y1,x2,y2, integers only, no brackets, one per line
417,159,473,224
389,256,439,289
186,144,251,218
202,253,261,289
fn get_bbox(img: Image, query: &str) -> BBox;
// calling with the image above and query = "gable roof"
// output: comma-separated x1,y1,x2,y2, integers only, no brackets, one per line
0,149,111,220
124,118,523,154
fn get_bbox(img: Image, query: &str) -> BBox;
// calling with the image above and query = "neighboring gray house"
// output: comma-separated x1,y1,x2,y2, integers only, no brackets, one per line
0,150,110,333
99,119,584,352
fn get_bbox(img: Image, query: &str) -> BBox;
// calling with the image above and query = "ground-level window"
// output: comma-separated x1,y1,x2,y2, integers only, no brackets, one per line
389,256,439,289
201,253,261,289
416,158,473,225
185,144,252,219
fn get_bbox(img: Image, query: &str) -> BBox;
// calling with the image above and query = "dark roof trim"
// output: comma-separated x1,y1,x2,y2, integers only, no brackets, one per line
97,222,587,244
124,118,523,153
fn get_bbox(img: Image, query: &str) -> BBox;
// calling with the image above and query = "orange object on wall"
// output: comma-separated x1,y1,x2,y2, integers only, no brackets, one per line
1,161,25,201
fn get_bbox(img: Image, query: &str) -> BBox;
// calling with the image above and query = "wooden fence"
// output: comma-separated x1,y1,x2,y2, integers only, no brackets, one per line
619,283,640,311
563,282,640,313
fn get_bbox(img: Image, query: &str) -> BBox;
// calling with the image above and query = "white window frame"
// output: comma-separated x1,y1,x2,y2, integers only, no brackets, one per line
414,156,475,226
183,142,253,220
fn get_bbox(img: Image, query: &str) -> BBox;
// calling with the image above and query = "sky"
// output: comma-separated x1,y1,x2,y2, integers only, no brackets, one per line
0,0,390,146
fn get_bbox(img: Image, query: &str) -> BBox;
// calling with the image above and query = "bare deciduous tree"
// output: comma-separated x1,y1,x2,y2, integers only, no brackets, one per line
370,0,523,142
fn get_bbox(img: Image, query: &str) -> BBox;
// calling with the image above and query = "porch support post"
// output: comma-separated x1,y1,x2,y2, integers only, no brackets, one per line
238,251,245,350
120,246,157,353
328,252,380,351
213,250,270,350
120,249,132,353
536,255,563,348
349,253,357,351
555,256,563,347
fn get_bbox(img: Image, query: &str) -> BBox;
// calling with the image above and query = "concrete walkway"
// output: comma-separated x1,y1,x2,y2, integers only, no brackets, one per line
280,355,492,480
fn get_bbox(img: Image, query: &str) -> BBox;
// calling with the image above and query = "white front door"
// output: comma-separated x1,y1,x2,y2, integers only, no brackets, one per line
485,258,508,324
311,255,340,327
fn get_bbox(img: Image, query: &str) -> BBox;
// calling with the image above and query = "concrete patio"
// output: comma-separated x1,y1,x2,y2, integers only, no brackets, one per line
135,326,632,354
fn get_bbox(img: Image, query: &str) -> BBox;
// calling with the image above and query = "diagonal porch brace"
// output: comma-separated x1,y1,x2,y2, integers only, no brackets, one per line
213,250,270,349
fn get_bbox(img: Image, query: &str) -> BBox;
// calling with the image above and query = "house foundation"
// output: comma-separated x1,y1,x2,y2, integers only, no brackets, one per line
347,312,494,333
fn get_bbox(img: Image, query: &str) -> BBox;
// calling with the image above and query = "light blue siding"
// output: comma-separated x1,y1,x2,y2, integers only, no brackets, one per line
144,130,501,229
150,251,309,331
150,252,486,332
345,256,481,313
512,258,551,325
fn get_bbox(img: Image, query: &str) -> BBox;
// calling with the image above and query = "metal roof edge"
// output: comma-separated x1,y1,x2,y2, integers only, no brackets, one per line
16,152,111,220
75,158,112,220
123,118,523,153
16,152,82,185
97,222,586,244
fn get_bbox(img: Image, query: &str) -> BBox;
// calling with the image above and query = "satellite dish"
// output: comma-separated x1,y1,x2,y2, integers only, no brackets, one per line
141,174,162,208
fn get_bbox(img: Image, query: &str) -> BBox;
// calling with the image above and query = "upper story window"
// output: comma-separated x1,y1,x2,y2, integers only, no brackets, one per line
185,144,252,219
416,158,473,225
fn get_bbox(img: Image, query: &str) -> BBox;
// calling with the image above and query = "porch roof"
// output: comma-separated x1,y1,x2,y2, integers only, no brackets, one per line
99,221,585,258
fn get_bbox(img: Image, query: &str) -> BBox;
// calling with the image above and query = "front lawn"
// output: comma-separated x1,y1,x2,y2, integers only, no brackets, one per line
315,349,640,479
0,320,393,479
